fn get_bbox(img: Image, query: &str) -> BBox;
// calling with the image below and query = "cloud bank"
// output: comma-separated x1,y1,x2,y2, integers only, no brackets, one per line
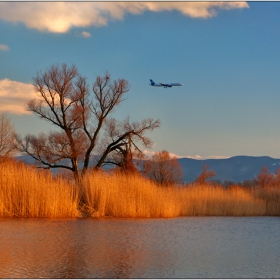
0,79,36,115
0,2,249,33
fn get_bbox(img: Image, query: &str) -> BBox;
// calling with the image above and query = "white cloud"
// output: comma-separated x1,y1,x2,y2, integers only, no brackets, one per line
160,154,230,160
0,79,36,115
143,150,230,160
207,155,230,159
190,155,203,159
81,31,92,38
185,155,230,160
143,150,155,156
0,2,249,33
143,150,180,158
0,44,9,51
143,150,229,160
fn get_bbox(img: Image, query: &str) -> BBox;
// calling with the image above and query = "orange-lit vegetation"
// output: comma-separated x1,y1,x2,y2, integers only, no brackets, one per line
0,158,80,218
82,171,274,217
0,159,279,218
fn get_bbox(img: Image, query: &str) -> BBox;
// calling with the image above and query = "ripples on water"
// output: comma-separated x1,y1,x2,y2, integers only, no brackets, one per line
0,216,279,278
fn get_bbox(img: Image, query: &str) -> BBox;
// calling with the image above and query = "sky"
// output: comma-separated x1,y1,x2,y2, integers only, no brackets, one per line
1,1,280,159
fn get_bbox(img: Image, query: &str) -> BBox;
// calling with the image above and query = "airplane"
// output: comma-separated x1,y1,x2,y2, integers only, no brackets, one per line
150,79,183,88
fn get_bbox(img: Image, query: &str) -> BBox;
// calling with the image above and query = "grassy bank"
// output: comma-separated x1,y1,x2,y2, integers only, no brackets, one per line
0,159,279,218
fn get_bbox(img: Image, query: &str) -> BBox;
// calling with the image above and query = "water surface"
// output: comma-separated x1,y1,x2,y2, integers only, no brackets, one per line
0,217,279,278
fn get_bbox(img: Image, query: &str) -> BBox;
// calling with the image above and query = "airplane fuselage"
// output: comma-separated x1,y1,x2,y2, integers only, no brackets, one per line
150,79,183,88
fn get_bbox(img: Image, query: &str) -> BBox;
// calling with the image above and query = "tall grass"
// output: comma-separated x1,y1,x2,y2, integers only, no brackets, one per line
82,171,268,217
0,159,279,218
0,158,80,218
254,187,280,216
82,171,183,218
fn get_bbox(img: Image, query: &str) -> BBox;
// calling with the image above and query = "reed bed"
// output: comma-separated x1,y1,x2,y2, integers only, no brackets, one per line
82,172,267,217
0,159,279,218
82,171,183,218
0,158,80,218
253,187,280,215
181,185,266,216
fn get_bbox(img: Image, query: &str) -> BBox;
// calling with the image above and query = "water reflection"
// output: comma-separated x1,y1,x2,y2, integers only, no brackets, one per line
0,217,280,278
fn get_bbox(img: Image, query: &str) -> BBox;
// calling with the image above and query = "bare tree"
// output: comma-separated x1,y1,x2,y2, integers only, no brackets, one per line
254,166,274,188
194,164,216,185
142,150,183,186
16,64,160,180
0,113,16,157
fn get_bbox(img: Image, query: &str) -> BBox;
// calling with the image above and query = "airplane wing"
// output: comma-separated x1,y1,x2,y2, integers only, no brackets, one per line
160,83,172,87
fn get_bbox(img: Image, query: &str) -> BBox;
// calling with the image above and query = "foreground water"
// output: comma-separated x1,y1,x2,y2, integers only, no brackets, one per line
0,217,279,278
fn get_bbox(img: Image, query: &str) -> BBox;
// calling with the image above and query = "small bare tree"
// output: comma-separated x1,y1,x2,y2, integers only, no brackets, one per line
142,150,183,186
16,63,160,180
0,113,16,157
194,164,216,185
254,166,274,188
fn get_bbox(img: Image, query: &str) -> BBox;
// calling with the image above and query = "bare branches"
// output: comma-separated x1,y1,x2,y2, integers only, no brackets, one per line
104,117,160,148
93,116,160,170
18,63,160,180
91,72,129,120
142,150,183,186
28,64,87,131
0,113,16,157
194,164,216,184
81,73,131,172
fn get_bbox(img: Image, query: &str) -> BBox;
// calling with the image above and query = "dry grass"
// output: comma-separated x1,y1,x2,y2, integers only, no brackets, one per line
253,187,280,215
81,171,268,218
81,171,183,218
0,158,80,218
181,184,266,216
0,159,279,218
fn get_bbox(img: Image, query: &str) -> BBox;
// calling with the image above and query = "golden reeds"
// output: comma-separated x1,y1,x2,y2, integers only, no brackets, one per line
82,171,183,218
0,158,80,218
254,187,280,215
81,172,267,217
0,159,279,218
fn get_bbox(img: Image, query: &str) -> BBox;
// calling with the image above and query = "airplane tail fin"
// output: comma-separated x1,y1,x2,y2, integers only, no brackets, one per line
150,79,155,86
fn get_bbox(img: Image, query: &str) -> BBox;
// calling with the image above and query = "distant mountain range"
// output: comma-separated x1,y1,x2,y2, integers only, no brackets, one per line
178,156,280,183
15,155,280,183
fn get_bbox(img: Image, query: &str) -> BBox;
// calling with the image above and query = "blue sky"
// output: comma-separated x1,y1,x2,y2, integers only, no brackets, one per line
1,1,280,159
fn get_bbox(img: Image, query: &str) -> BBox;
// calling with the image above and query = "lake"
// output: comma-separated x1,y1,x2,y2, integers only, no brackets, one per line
0,216,279,278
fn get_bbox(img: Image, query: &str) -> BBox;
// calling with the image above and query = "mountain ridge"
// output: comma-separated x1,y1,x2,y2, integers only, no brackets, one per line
15,155,280,183
178,155,280,183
